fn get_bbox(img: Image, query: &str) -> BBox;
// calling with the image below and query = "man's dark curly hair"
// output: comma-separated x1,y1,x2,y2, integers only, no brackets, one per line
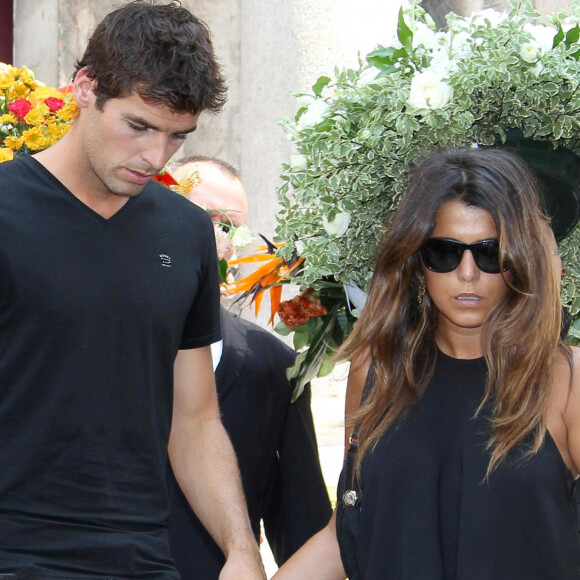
74,1,227,115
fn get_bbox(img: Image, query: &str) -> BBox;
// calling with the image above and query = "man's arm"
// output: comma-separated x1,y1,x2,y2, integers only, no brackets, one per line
168,346,265,579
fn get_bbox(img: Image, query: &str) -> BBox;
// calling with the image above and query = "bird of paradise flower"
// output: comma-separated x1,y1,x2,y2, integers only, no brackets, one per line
223,235,304,324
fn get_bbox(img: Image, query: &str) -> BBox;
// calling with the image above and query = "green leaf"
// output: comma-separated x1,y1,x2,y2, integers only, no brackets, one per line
566,24,580,46
293,325,310,350
289,304,340,402
397,7,413,53
317,352,336,377
312,75,331,97
217,259,228,284
274,323,291,336
553,24,566,48
286,351,308,381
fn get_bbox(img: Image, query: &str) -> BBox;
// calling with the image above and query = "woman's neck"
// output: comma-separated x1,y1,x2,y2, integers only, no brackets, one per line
435,327,483,359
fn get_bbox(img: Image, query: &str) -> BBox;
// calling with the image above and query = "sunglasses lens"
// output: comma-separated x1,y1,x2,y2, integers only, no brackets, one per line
421,239,502,274
421,239,462,273
472,240,501,273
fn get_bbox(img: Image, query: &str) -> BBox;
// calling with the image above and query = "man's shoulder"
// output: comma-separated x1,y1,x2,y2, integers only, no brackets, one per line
222,310,295,358
0,155,35,178
144,180,214,231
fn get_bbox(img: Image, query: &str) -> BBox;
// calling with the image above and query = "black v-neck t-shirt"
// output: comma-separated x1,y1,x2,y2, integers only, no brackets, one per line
0,155,221,578
353,351,580,579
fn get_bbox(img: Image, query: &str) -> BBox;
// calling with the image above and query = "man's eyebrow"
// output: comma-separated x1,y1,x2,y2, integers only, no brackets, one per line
123,113,198,135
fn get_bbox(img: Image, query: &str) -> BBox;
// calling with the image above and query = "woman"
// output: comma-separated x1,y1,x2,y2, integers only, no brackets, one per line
274,147,580,579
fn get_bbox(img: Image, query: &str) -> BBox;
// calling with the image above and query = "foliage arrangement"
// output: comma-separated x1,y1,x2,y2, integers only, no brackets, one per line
236,0,580,394
0,63,78,162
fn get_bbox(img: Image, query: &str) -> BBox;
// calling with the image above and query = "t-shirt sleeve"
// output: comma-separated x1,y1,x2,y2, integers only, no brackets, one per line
179,217,222,349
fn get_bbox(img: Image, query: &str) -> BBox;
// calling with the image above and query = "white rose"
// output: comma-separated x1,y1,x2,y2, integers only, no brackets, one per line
322,211,351,237
524,23,555,54
449,31,471,60
230,225,254,251
412,22,438,50
429,47,451,75
520,41,541,63
296,94,315,109
290,154,308,171
408,70,453,110
297,99,330,129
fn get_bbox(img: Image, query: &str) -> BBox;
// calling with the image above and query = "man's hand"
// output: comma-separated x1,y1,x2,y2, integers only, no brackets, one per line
219,548,266,580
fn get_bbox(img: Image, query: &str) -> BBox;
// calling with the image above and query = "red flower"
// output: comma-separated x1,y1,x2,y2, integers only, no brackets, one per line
152,171,179,188
44,97,65,113
8,99,32,121
278,290,328,328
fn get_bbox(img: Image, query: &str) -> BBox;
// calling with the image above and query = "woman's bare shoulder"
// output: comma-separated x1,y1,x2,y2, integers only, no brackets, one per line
556,345,580,474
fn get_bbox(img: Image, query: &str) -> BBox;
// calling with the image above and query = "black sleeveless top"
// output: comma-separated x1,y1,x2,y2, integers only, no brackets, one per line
353,351,580,579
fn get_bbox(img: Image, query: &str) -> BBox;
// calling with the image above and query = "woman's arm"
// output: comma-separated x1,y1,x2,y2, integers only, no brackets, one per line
344,352,372,447
564,346,580,474
274,352,374,580
272,510,346,580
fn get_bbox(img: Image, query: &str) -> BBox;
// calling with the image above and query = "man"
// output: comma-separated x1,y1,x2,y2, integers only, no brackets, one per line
0,3,263,578
167,157,332,579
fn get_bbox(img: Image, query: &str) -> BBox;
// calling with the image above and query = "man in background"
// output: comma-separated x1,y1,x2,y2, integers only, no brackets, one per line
167,156,332,579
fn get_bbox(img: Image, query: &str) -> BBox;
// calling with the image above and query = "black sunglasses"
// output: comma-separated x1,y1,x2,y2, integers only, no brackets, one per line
420,238,504,274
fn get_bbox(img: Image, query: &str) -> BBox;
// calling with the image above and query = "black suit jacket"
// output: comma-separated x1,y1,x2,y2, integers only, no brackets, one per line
167,308,332,579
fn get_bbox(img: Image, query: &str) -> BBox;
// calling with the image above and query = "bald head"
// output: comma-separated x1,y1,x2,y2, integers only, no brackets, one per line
172,159,248,228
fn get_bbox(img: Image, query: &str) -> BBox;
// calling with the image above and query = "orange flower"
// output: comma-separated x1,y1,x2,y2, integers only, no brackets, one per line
224,236,304,324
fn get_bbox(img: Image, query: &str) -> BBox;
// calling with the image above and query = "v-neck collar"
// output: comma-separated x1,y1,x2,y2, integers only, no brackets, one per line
23,155,143,227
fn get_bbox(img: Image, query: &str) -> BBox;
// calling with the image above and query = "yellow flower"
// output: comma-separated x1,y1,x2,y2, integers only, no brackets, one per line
3,136,23,150
57,100,79,122
0,73,15,90
7,82,31,101
24,103,49,127
22,127,47,151
0,113,18,125
28,86,63,107
0,148,14,163
45,123,70,143
16,66,36,87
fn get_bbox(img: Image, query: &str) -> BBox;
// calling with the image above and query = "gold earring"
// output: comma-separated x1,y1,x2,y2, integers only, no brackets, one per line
417,277,426,307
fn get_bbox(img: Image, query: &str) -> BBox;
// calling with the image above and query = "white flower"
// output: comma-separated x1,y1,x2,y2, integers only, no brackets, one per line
408,70,453,110
471,9,507,29
357,67,380,86
296,94,315,109
290,154,308,171
520,42,542,63
214,227,232,261
412,21,438,50
448,31,471,60
524,23,556,55
428,47,452,75
230,225,254,251
322,211,351,237
297,99,330,129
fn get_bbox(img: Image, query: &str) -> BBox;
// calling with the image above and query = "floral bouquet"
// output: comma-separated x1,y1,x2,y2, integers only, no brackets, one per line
0,63,78,162
234,0,580,395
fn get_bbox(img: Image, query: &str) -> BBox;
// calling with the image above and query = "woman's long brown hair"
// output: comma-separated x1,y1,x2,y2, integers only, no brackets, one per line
340,147,566,479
